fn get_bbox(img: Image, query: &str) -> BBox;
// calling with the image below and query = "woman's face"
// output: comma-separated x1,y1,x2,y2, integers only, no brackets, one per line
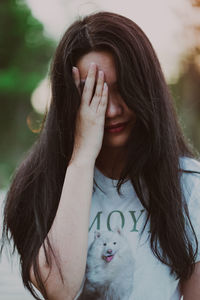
76,50,136,150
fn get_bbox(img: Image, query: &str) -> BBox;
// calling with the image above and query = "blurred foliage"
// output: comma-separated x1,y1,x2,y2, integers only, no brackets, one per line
170,47,200,157
191,0,200,7
170,0,200,156
0,0,55,188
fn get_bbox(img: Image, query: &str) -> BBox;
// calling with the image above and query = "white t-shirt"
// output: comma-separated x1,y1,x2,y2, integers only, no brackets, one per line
75,156,200,300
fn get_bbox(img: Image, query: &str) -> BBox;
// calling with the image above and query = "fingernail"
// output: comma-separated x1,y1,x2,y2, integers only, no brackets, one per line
72,66,77,72
90,62,96,68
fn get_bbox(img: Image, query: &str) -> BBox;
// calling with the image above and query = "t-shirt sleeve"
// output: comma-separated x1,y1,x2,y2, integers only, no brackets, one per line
182,172,200,263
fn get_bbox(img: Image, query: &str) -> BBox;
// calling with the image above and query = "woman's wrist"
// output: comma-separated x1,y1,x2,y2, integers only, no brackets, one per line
69,151,96,169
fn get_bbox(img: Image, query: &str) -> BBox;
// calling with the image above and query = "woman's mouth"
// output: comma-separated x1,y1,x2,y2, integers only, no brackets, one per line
105,122,128,133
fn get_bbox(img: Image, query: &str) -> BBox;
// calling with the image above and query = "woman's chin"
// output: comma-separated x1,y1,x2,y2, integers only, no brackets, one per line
102,134,130,148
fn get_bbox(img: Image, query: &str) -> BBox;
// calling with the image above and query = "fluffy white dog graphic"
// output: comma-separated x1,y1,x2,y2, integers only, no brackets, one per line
79,227,134,300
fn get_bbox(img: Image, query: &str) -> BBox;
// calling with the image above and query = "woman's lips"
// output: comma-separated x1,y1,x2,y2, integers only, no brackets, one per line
105,122,128,133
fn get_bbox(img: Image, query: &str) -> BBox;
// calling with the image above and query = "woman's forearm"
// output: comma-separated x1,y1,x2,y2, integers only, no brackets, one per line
31,158,95,300
180,262,200,300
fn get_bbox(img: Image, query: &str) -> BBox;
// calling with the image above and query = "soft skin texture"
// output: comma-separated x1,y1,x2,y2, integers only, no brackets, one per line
181,261,200,299
76,50,137,179
30,162,96,300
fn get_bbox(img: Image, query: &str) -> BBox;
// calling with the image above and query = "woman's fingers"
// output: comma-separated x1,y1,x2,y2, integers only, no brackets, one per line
98,82,108,113
81,63,97,106
72,66,81,95
90,70,104,111
72,63,108,113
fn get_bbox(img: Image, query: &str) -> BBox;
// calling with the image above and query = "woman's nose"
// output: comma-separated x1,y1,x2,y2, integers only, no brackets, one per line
105,95,123,118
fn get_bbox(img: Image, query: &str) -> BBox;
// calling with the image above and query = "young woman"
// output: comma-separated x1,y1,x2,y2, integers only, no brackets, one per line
1,11,200,300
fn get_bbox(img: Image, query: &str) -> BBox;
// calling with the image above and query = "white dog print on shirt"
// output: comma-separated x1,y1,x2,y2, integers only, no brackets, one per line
79,227,135,300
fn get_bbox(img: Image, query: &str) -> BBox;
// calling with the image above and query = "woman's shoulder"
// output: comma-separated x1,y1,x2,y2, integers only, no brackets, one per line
179,156,200,173
179,156,200,204
180,157,200,263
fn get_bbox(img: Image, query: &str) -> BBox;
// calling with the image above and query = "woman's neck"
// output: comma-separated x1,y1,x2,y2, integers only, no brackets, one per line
95,146,128,180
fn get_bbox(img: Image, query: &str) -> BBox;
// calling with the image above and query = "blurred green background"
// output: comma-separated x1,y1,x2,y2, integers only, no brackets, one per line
0,0,55,188
0,0,200,190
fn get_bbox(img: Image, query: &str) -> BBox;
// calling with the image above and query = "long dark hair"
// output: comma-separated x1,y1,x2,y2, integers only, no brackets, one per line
1,11,199,299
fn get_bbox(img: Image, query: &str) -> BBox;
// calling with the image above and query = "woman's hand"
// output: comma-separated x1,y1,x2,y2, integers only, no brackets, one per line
71,62,108,164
